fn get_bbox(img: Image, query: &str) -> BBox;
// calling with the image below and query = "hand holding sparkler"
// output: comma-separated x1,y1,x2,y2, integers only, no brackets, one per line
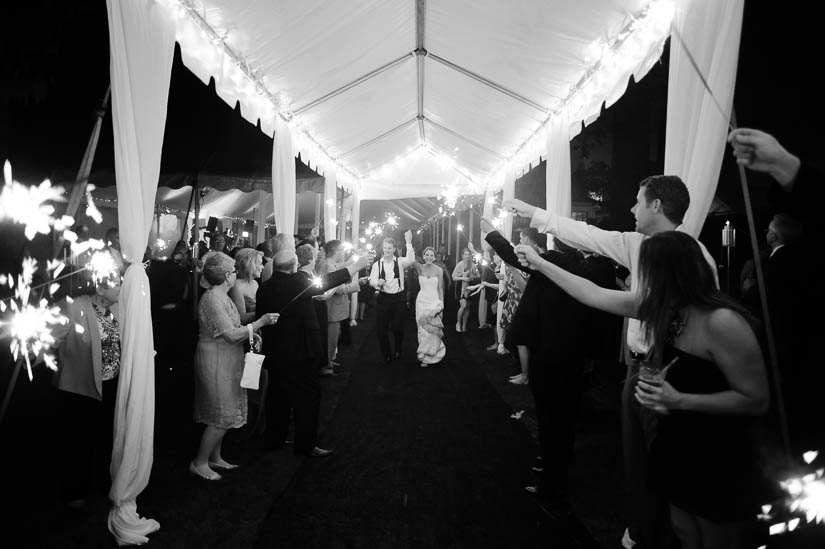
502,198,536,218
514,244,542,270
479,217,496,237
253,312,280,329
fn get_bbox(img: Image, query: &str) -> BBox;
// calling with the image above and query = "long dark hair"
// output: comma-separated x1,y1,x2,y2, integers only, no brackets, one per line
637,231,751,364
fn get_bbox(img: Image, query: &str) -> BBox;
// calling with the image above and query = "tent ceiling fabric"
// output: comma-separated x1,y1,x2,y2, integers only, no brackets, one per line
171,0,671,200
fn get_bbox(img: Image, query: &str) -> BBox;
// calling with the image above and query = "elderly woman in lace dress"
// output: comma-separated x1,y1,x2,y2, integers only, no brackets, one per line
190,253,279,481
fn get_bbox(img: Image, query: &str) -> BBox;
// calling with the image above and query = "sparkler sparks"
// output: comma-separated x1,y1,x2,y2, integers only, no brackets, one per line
87,251,121,287
0,257,69,379
761,450,825,538
0,161,67,240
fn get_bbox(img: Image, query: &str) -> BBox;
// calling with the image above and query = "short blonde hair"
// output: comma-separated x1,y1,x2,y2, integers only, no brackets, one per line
234,248,262,280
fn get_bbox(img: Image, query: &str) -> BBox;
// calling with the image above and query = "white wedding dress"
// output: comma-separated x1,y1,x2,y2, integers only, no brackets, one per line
416,276,446,365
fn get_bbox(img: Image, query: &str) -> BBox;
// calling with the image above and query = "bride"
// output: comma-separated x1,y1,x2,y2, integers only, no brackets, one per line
414,247,446,367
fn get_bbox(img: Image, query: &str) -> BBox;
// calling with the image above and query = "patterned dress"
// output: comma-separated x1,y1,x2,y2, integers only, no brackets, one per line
499,264,526,331
193,289,247,429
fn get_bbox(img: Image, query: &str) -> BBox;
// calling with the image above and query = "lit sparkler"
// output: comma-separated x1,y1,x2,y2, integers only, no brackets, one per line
385,214,398,227
0,257,68,380
277,275,325,313
456,224,464,232
760,450,825,538
0,161,67,240
87,251,121,287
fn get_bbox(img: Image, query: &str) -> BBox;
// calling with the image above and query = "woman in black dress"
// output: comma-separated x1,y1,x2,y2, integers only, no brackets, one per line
517,231,769,549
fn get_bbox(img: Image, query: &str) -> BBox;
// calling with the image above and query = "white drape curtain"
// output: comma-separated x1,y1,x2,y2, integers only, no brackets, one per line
272,117,296,235
254,190,266,246
545,108,572,217
349,184,361,320
324,169,337,242
106,0,174,544
665,0,744,237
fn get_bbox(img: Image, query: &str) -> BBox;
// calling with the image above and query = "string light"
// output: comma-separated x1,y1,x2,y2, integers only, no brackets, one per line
166,0,360,190
483,0,674,192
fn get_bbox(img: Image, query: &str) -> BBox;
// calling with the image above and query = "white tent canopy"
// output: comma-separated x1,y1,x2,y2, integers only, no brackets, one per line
103,0,743,543
172,0,675,198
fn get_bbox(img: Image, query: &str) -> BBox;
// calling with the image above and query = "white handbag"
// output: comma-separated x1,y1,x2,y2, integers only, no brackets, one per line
240,324,265,390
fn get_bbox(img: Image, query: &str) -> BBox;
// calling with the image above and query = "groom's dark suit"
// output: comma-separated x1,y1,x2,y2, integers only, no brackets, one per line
256,266,352,454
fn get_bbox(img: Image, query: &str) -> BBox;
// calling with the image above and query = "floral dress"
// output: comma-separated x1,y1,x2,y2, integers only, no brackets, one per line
499,264,526,331
193,289,247,429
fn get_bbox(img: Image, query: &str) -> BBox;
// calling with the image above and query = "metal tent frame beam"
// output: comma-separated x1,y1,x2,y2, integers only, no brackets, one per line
428,53,552,114
416,0,427,145
424,117,505,160
339,117,418,159
293,52,414,116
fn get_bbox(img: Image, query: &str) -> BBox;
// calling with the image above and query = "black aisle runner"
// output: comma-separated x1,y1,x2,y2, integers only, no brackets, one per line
254,318,598,549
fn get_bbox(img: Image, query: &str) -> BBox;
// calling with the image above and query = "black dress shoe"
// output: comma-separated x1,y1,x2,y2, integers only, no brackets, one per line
385,355,392,363
393,352,401,360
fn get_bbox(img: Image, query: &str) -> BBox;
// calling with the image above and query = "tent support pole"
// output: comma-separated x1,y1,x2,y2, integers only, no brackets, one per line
192,175,200,321
55,85,111,257
180,178,197,243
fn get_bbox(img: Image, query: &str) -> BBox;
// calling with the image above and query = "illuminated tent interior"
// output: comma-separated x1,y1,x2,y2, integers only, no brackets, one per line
93,1,746,542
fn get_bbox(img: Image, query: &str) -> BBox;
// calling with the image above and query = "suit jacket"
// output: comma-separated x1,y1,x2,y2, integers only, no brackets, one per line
485,230,590,360
51,295,119,400
582,254,622,362
256,267,352,363
322,258,360,322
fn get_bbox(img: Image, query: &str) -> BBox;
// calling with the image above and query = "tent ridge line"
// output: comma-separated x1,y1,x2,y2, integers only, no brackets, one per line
416,0,427,148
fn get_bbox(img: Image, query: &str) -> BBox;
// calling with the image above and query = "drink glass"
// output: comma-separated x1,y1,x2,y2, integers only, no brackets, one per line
638,363,663,386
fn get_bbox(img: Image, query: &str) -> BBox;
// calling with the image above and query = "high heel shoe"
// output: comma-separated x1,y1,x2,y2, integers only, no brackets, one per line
189,461,222,480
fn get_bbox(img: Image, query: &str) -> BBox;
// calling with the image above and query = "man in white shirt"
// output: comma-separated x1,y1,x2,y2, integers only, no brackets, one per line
369,230,415,363
505,175,717,549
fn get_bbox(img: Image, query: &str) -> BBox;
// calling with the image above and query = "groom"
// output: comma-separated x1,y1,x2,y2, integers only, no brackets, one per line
369,230,415,363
